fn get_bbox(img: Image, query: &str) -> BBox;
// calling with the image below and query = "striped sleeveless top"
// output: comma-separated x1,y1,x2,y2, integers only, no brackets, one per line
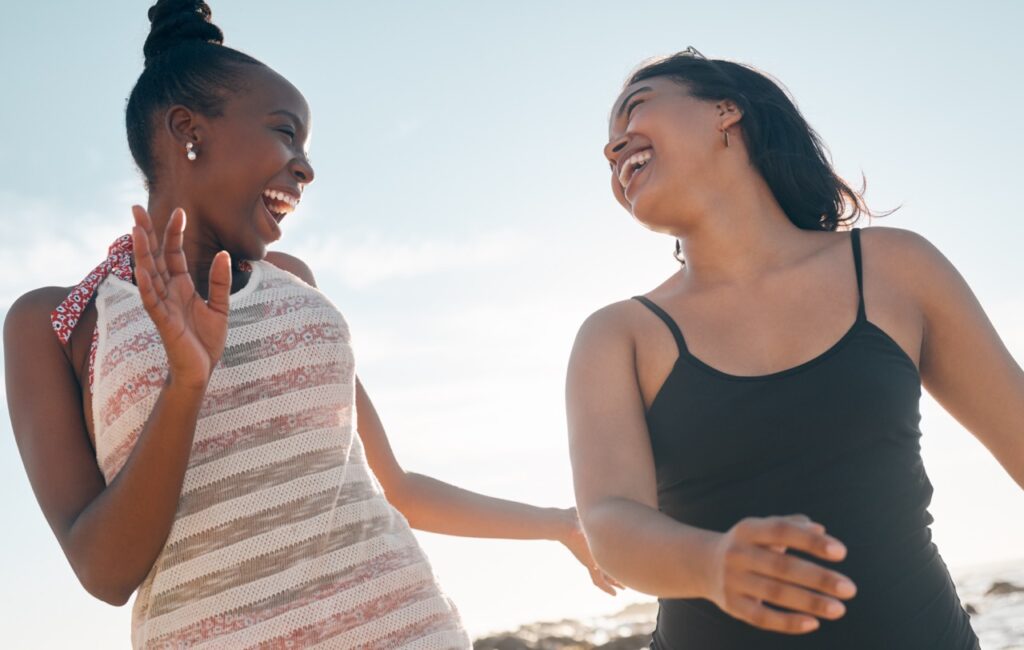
65,242,470,648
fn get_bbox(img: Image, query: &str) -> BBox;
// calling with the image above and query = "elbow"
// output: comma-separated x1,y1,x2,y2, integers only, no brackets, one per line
80,573,134,607
579,497,660,582
578,501,625,568
72,559,138,607
92,587,133,608
59,519,145,607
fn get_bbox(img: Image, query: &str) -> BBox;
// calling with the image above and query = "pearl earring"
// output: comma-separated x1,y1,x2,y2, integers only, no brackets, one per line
185,142,197,161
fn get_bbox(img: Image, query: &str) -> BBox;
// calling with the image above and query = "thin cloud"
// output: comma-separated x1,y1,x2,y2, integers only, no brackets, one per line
0,190,132,309
286,229,529,289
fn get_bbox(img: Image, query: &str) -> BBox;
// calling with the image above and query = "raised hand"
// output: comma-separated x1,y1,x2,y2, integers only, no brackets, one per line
705,514,857,635
559,507,625,596
131,205,232,390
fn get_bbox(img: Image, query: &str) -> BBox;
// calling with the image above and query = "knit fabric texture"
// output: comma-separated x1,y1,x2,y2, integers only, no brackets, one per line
88,258,470,649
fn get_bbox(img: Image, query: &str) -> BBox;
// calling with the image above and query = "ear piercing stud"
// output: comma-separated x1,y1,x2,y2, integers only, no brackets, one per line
186,142,197,161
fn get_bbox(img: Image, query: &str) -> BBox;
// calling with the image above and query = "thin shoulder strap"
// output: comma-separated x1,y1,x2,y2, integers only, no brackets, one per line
851,228,867,321
631,296,689,355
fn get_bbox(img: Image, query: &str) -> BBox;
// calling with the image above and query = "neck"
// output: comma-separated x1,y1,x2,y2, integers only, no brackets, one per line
146,195,251,300
673,175,820,288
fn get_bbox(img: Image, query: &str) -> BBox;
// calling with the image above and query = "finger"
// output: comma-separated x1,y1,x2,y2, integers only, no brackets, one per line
782,514,826,535
769,522,818,556
742,573,846,621
729,594,820,635
131,204,152,232
164,208,189,276
152,209,178,284
205,250,232,317
744,546,857,601
589,568,618,596
738,518,845,562
604,572,625,589
134,264,171,327
132,224,168,301
136,204,164,281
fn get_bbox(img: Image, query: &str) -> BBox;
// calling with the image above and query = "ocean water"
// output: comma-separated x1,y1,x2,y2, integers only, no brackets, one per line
474,560,1024,649
956,561,1024,650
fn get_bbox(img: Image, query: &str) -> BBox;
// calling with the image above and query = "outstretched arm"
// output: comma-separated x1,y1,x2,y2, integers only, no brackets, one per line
263,251,621,594
356,379,620,594
887,228,1024,489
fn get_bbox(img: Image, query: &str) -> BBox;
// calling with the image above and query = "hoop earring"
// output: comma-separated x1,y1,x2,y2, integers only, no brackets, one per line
185,142,197,161
673,239,686,265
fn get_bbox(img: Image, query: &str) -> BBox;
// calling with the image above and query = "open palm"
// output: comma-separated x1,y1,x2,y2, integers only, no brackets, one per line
131,205,232,389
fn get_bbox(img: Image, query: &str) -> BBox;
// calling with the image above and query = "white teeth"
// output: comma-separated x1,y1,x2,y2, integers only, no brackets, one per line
262,189,300,210
618,149,653,187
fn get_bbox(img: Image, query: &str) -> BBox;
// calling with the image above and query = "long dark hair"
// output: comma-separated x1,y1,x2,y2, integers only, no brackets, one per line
125,0,263,189
629,50,890,237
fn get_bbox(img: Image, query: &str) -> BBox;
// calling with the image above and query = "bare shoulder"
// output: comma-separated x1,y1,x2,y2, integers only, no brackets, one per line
263,251,317,287
858,225,956,300
4,286,81,389
574,299,643,347
859,225,944,263
574,269,689,352
4,286,73,345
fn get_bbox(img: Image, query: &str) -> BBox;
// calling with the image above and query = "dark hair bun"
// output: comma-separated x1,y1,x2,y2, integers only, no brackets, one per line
143,0,224,66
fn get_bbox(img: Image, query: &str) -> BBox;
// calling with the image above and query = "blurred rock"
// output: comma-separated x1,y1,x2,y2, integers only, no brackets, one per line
985,581,1024,597
472,600,658,649
473,564,1024,650
594,634,653,649
473,637,588,650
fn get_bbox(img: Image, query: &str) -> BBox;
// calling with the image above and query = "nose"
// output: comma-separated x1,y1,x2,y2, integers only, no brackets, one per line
291,155,315,186
603,134,629,164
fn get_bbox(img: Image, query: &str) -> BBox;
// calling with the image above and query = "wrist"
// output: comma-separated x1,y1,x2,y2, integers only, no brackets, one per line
547,507,579,543
689,528,723,599
164,371,209,396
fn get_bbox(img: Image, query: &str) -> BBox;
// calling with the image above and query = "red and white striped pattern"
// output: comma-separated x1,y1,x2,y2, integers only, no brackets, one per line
86,257,469,649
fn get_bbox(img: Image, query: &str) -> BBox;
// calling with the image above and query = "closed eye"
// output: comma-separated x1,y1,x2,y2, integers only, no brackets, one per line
275,127,296,141
626,98,644,117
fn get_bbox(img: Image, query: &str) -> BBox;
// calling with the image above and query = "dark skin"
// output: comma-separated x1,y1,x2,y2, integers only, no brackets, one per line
5,63,618,608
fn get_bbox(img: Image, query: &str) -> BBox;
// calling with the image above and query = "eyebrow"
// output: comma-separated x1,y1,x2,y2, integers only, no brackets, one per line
615,86,653,119
269,109,307,131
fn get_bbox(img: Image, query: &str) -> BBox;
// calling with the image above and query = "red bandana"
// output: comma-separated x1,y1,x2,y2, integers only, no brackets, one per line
50,234,251,391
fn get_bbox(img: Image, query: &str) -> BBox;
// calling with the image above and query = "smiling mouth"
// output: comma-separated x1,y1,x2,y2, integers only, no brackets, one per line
619,148,653,189
261,189,299,223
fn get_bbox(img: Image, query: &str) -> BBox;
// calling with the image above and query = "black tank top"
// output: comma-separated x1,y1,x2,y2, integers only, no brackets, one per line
633,229,979,649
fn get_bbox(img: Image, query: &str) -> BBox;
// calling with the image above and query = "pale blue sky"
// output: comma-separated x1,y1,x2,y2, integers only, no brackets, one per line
2,1,1023,647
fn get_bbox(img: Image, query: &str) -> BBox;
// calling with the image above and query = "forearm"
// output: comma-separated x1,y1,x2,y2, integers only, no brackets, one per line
987,433,1024,492
67,377,205,604
583,497,718,599
389,472,573,541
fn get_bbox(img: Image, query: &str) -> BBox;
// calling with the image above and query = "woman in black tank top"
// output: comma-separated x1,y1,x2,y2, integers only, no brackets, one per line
567,49,1022,649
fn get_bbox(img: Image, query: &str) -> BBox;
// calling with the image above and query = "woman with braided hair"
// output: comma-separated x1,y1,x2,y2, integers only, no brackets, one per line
4,1,618,647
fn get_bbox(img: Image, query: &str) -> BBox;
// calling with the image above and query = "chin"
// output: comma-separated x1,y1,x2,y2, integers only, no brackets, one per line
249,235,272,261
628,195,665,231
630,191,694,235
